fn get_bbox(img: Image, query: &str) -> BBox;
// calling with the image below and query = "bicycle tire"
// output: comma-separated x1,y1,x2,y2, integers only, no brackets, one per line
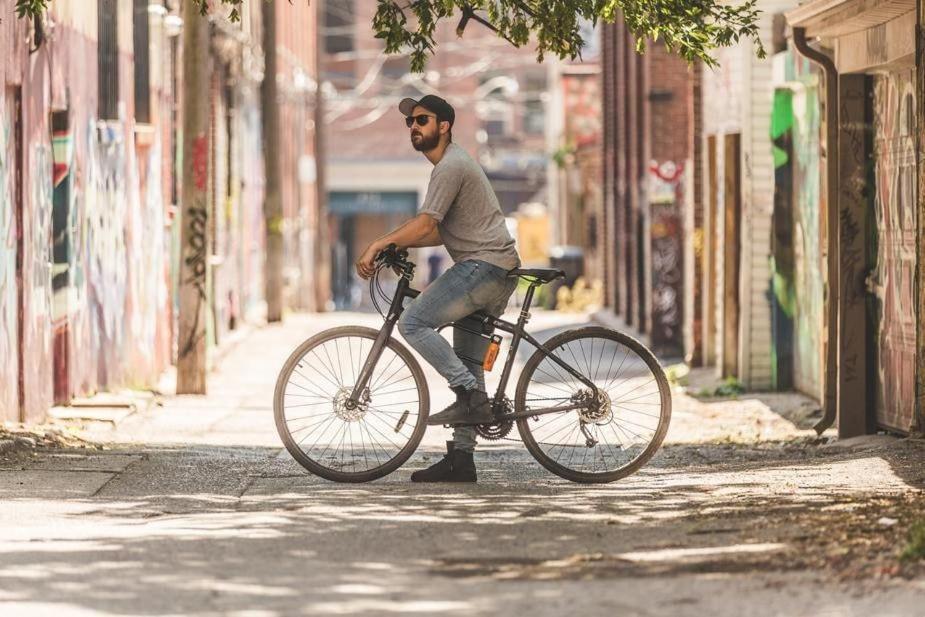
274,326,429,482
515,326,671,483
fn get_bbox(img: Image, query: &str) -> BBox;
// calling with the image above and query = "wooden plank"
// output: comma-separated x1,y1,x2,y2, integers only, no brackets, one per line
722,134,742,378
837,74,872,437
916,0,925,433
703,134,719,366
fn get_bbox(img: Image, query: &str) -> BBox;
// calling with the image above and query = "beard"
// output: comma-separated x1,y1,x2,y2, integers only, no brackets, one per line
411,130,440,152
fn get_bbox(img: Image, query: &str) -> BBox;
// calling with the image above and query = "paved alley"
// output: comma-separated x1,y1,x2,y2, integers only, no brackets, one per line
1,311,924,616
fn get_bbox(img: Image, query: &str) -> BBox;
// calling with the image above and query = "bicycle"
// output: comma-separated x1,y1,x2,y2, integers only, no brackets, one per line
274,245,671,484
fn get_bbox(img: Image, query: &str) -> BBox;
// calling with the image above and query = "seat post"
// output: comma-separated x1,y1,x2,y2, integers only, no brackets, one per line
519,283,538,324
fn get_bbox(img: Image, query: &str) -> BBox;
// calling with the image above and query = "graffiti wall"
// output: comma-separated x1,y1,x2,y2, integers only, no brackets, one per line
20,66,56,423
790,67,824,399
51,112,74,403
0,93,18,420
0,2,274,421
648,160,684,355
871,70,917,432
47,18,175,399
770,88,795,391
770,51,824,399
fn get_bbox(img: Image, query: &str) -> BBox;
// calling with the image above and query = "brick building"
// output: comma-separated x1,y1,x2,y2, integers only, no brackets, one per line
0,1,320,423
600,17,693,356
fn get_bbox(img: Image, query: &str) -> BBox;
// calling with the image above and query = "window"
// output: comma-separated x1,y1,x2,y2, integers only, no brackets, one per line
485,119,506,137
133,0,151,123
523,99,544,135
98,0,120,120
324,0,354,54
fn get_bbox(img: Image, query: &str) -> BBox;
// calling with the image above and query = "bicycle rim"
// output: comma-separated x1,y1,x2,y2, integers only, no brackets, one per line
274,326,429,482
515,326,671,483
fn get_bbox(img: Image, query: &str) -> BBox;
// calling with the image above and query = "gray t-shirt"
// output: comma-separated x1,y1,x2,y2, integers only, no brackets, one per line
419,143,521,270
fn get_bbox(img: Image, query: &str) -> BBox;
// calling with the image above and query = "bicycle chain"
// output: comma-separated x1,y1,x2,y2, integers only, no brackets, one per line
477,394,588,446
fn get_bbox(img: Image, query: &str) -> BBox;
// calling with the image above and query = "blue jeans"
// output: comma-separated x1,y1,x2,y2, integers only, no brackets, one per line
397,259,517,452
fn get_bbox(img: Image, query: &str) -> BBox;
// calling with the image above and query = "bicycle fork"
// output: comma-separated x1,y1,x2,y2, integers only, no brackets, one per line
346,277,411,410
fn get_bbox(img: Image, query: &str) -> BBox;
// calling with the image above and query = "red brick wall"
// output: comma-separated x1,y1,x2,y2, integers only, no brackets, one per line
600,17,693,354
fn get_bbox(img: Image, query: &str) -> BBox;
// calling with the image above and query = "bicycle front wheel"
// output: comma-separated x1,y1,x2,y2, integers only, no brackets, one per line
515,326,671,483
274,326,429,482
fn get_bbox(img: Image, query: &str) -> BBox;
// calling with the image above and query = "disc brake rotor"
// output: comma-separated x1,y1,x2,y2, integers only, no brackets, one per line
332,386,369,422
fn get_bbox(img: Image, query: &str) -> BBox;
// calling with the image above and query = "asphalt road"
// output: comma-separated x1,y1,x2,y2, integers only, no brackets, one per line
1,311,923,616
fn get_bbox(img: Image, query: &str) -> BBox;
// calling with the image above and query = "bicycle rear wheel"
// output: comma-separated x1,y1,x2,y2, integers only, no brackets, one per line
515,326,671,483
274,326,429,482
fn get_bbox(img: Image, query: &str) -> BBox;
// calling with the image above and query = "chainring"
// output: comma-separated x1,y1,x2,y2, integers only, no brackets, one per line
475,420,514,440
476,396,515,441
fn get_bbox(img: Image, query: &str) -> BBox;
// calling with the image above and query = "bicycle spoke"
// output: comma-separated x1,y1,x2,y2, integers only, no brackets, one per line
277,331,426,478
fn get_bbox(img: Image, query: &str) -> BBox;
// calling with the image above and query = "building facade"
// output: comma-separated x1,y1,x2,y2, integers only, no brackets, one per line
600,17,693,356
786,0,923,435
0,0,321,423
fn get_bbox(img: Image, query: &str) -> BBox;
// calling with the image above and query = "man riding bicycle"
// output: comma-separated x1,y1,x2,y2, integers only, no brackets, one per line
355,94,521,483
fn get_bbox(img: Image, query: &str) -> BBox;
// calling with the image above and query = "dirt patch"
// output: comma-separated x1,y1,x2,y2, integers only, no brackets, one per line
0,424,103,457
431,548,803,581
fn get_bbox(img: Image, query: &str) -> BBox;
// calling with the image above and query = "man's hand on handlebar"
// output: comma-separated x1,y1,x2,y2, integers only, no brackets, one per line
355,242,383,280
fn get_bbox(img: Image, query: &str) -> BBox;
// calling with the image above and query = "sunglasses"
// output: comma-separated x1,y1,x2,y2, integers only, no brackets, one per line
405,114,437,128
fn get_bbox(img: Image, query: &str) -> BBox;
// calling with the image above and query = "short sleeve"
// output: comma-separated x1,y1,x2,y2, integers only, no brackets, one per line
418,162,463,222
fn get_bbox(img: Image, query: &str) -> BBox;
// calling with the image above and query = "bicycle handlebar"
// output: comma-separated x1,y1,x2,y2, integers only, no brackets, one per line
375,243,411,268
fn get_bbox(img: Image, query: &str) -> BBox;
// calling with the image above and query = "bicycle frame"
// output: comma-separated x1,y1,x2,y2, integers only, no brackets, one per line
347,270,598,420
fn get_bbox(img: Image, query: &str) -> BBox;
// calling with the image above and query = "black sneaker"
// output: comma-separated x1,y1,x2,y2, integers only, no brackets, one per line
426,387,495,426
410,441,477,482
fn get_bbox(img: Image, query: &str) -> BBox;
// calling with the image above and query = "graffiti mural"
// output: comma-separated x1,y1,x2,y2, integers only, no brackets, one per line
84,121,130,385
772,50,824,399
871,70,917,432
124,129,169,383
51,111,74,402
791,68,823,399
648,160,684,354
19,136,56,422
0,93,18,420
770,88,795,391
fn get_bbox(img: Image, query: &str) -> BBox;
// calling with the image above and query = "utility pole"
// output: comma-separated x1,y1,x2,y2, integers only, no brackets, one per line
262,1,284,322
313,0,329,313
176,2,212,394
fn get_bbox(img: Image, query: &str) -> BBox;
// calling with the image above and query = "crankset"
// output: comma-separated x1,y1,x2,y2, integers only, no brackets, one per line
475,396,515,441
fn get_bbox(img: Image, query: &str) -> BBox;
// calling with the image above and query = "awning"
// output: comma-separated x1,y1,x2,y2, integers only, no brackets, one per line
786,0,915,72
328,191,418,216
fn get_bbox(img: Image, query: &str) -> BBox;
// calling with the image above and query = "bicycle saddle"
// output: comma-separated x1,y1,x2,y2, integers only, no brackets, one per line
507,268,566,283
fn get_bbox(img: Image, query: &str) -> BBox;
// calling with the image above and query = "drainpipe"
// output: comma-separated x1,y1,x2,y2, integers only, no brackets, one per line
792,27,838,435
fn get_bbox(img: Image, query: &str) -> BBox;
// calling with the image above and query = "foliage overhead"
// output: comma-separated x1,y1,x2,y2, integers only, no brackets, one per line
13,0,764,70
372,0,764,71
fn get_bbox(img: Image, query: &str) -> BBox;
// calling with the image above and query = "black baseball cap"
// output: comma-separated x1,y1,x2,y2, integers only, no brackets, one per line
399,95,455,127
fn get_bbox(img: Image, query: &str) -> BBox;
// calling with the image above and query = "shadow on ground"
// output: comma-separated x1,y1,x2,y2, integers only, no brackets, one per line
1,438,923,615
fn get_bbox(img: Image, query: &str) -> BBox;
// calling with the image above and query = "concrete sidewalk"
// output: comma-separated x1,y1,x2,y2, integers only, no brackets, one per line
1,311,923,616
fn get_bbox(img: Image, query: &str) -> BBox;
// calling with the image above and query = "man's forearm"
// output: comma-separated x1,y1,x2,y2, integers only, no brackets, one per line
375,214,441,250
